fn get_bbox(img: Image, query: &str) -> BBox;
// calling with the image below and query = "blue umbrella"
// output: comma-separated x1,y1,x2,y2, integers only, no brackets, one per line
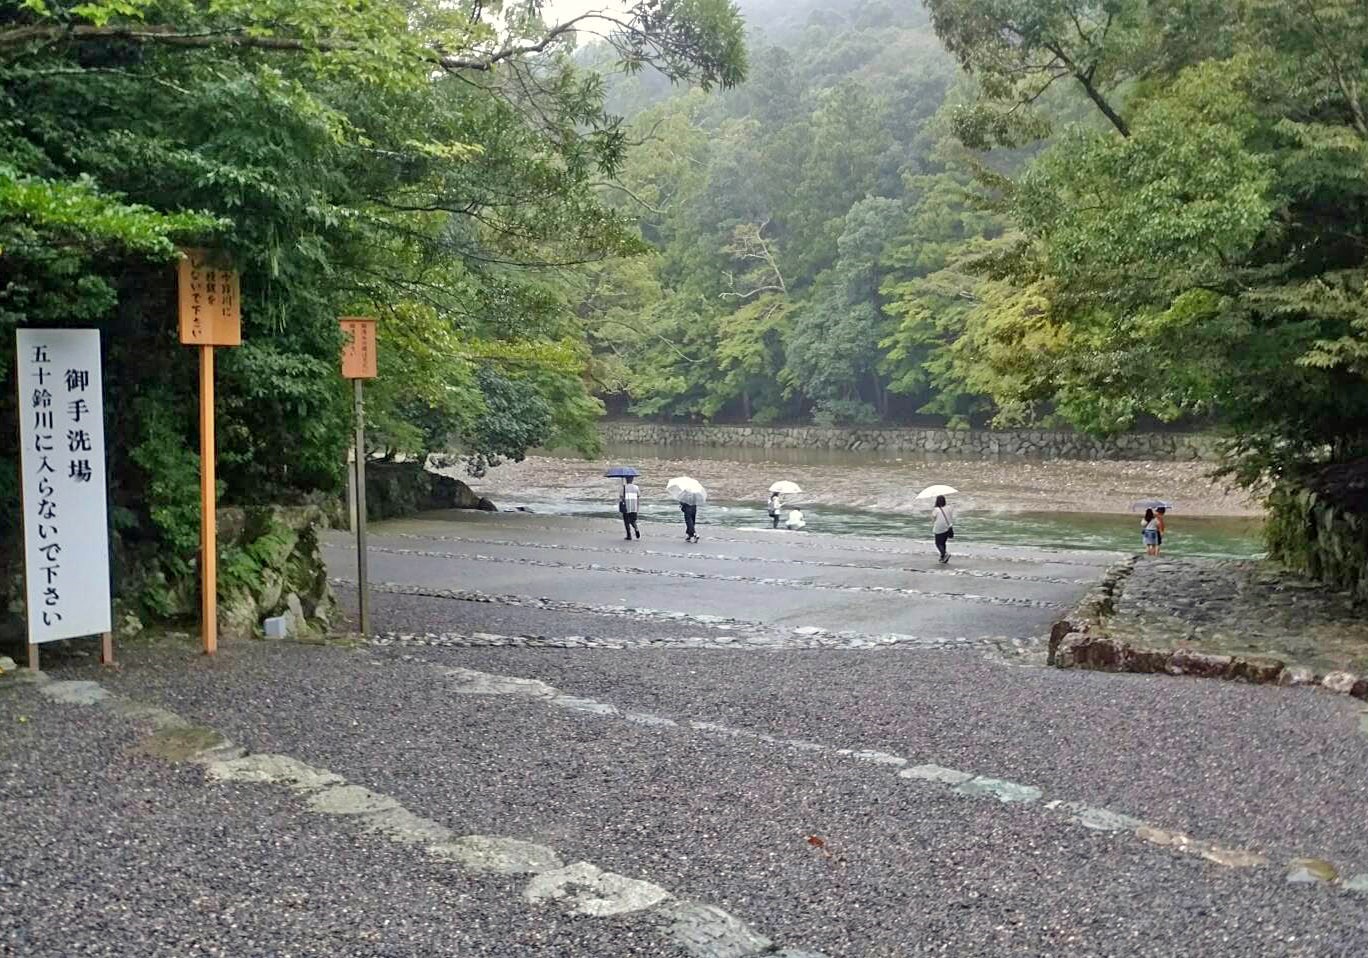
604,466,640,479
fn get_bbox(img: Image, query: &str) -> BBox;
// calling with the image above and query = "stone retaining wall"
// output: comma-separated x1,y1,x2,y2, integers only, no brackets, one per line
599,422,1220,461
1048,556,1368,700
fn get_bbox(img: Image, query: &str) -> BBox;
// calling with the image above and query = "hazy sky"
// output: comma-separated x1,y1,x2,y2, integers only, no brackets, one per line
541,0,632,23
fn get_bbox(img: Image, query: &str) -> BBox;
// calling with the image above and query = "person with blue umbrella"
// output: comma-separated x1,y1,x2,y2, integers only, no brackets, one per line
606,466,642,540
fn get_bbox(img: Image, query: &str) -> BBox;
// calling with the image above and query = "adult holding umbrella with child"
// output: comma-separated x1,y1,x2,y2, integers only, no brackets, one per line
768,480,802,529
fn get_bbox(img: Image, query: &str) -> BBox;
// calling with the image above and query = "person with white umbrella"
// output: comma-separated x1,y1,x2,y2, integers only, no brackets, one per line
918,484,957,564
668,476,706,543
768,480,801,529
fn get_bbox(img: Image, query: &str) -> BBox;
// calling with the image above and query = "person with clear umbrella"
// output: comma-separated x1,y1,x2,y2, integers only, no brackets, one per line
668,476,706,543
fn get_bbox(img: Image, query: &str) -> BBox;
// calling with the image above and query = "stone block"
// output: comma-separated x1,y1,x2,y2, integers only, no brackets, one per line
263,616,290,640
1125,646,1174,674
1322,671,1359,694
1046,620,1076,664
1278,666,1317,687
1051,632,1091,669
1076,636,1126,671
219,589,260,642
1166,649,1234,678
1230,655,1286,685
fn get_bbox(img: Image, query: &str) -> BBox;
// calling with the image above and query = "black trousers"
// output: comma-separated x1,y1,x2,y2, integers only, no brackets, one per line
682,504,697,537
622,511,639,536
935,531,950,558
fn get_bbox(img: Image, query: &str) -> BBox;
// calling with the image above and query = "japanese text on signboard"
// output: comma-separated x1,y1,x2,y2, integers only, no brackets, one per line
178,249,242,346
16,329,112,643
340,316,378,379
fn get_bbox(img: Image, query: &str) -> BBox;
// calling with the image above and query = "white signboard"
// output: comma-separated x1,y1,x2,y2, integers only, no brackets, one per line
16,329,112,644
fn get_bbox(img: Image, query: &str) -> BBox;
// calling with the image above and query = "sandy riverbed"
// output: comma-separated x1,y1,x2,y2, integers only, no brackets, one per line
463,453,1259,517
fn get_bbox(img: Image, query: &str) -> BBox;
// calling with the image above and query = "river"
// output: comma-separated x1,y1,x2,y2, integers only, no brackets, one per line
460,441,1265,558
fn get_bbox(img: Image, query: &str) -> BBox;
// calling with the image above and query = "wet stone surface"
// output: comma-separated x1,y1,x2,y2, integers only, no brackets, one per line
1106,558,1368,675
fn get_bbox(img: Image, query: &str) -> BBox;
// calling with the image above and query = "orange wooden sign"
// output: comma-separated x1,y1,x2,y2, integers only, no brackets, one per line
178,249,242,346
340,316,378,379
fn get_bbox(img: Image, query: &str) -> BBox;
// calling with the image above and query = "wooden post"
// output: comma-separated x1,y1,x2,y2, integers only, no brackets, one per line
27,642,38,672
200,343,217,655
101,631,114,666
177,249,240,657
353,379,369,638
339,316,377,640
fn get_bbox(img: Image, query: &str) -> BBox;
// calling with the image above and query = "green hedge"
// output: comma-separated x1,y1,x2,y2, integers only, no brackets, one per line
1266,465,1368,601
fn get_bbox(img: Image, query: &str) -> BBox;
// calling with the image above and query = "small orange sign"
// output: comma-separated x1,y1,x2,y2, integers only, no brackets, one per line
177,249,242,346
340,316,378,379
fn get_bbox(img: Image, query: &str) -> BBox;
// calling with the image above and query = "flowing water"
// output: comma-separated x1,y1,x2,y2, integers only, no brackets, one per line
463,441,1265,558
482,493,1263,558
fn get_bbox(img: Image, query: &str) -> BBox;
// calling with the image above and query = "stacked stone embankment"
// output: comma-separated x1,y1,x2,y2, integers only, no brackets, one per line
599,422,1219,462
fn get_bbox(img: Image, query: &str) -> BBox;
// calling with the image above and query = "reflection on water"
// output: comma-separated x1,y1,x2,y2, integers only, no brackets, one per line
492,492,1265,559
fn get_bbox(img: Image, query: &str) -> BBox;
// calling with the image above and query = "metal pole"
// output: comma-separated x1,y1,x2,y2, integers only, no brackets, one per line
353,378,369,638
200,344,218,655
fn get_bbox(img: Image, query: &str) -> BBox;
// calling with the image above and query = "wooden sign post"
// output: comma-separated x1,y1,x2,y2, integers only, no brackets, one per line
178,249,242,656
340,317,378,638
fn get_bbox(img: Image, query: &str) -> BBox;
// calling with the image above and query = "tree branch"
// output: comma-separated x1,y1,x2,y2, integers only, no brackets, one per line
0,14,592,73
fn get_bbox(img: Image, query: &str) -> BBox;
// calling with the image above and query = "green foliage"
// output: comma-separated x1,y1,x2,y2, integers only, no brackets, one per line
913,0,1368,490
0,0,747,616
578,5,966,424
128,399,203,565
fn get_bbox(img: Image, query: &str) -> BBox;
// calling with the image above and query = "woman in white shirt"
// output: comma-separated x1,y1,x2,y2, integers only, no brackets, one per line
932,494,954,564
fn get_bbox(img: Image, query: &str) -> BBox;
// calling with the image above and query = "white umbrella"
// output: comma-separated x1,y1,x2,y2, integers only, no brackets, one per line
1130,499,1174,512
667,476,707,506
769,480,803,495
916,484,958,500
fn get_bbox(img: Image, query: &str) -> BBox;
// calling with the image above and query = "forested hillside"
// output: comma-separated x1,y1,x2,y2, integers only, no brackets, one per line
579,0,995,427
577,0,1368,492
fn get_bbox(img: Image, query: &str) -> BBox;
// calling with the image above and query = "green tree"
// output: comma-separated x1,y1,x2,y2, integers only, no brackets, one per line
0,0,747,615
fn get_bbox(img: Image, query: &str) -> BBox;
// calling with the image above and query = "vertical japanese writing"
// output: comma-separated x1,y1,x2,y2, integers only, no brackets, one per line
178,250,242,346
190,253,205,341
17,330,112,643
219,269,235,327
29,343,61,627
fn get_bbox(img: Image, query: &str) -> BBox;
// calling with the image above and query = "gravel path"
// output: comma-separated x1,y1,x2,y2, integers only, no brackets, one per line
331,584,756,645
31,639,1368,957
9,515,1367,956
408,644,1368,868
0,675,690,957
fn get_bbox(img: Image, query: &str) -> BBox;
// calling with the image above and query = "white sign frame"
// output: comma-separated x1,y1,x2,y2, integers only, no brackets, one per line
16,329,112,644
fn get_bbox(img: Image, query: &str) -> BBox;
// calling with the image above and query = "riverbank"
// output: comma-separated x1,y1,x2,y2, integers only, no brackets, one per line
467,451,1259,518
